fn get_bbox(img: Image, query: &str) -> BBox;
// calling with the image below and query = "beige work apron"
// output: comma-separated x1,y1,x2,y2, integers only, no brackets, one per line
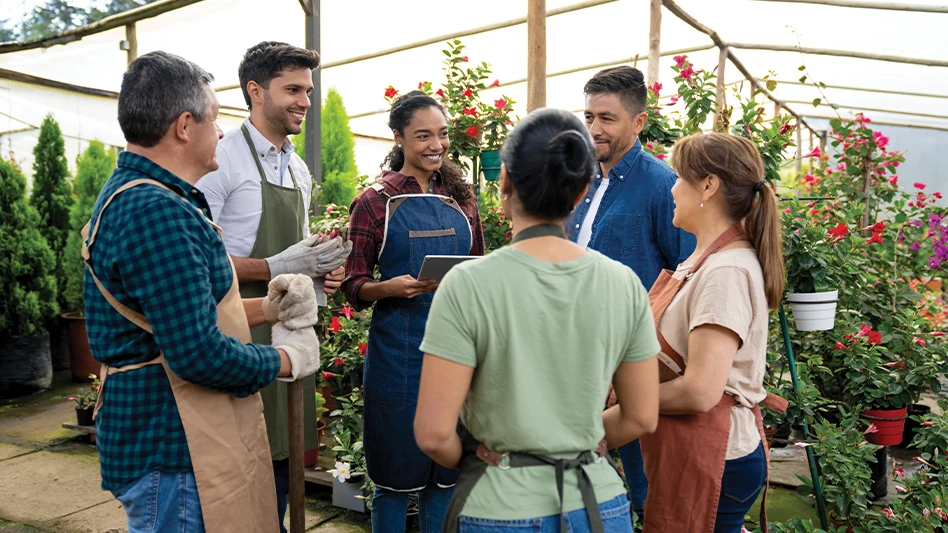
82,178,278,533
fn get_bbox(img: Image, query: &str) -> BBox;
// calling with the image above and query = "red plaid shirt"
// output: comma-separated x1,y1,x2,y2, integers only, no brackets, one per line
342,170,485,311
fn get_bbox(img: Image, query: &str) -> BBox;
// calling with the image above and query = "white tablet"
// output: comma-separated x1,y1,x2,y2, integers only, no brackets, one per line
418,255,481,282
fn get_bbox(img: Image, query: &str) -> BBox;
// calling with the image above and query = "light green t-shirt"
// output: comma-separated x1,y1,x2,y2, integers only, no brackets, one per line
419,246,659,520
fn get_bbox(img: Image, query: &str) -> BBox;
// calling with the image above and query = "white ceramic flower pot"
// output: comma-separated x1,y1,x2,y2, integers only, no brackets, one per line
332,476,366,513
787,290,839,331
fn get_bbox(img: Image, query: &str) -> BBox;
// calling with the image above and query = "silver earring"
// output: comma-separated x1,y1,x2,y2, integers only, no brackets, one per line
700,203,704,208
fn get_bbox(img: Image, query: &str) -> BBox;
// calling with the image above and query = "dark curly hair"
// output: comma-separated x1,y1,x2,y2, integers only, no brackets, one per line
381,90,475,208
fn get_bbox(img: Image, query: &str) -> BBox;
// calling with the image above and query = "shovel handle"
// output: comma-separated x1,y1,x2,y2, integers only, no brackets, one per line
287,379,305,532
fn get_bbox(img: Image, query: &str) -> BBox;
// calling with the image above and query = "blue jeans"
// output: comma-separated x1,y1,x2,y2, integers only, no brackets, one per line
274,459,290,533
372,485,453,533
112,470,204,533
616,440,647,517
458,495,632,533
716,443,766,533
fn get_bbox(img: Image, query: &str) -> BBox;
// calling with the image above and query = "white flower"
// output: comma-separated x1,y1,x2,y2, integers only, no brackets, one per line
330,461,351,481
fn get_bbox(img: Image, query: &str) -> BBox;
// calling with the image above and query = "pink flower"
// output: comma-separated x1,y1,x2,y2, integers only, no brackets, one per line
494,98,508,110
656,154,667,160
924,508,932,517
325,206,332,215
882,508,895,519
677,65,695,80
667,94,681,106
873,131,890,151
835,342,847,350
922,421,934,427
794,442,812,448
864,423,879,434
649,82,662,95
895,485,907,493
489,79,501,87
937,507,948,520
894,467,905,478
418,81,429,90
461,56,468,62
784,208,791,214
341,306,354,319
916,182,927,190
936,192,943,199
914,337,927,346
804,147,822,158
321,371,337,380
673,55,688,68
889,175,898,186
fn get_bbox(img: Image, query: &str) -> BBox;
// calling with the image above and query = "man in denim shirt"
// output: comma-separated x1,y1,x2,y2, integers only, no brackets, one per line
566,65,696,518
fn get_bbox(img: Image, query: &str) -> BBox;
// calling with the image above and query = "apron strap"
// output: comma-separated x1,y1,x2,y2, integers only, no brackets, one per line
371,182,393,199
83,178,176,256
241,124,270,183
686,224,748,276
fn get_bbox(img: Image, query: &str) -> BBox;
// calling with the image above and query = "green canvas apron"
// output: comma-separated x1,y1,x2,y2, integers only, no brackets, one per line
237,124,318,461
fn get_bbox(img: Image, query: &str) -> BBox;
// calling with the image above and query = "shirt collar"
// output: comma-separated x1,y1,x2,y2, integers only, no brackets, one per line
117,151,211,214
597,139,642,182
243,118,294,156
381,169,441,193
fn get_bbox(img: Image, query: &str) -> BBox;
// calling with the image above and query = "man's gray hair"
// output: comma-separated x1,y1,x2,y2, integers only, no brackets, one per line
118,51,215,147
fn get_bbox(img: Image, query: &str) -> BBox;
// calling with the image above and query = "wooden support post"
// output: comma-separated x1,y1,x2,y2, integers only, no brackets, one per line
288,380,305,533
125,23,137,66
715,46,727,129
527,0,546,112
819,131,827,155
304,0,322,213
774,102,782,116
647,0,661,86
796,125,803,175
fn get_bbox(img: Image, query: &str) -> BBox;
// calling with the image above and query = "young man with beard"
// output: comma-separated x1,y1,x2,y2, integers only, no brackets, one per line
197,41,347,532
565,65,696,520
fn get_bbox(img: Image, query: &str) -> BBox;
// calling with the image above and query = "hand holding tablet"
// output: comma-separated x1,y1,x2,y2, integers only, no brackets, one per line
417,255,481,282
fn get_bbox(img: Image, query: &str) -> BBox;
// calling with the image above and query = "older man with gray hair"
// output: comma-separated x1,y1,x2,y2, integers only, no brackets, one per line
83,51,320,532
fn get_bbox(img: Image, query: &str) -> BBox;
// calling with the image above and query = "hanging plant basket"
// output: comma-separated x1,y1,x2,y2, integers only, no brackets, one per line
786,290,839,331
480,151,502,182
863,407,908,446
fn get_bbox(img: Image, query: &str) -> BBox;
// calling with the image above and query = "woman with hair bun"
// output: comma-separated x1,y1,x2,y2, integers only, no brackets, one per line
413,108,660,533
341,90,484,533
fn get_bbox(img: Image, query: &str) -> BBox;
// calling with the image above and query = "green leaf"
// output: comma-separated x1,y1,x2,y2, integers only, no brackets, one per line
830,103,840,110
830,118,842,130
766,79,777,92
812,98,822,107
798,65,806,71
798,75,807,84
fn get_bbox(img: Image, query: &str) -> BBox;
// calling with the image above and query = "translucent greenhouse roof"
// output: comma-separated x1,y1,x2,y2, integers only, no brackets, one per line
0,0,946,188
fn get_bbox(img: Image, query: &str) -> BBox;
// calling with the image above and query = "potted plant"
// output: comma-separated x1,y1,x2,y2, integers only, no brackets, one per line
304,391,330,467
62,141,114,382
0,158,58,398
782,199,844,331
319,305,369,393
66,374,99,426
327,389,370,512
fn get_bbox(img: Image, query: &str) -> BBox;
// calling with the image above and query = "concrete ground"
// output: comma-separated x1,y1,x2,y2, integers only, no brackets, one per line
0,371,372,533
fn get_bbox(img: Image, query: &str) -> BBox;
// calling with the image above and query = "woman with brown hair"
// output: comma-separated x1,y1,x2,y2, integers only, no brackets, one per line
639,132,787,533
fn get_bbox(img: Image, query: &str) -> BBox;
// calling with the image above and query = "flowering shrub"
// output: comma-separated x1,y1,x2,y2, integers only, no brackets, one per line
66,374,100,410
318,305,369,390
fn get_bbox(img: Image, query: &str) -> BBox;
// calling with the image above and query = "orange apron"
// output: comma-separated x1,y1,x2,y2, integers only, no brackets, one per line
640,225,786,533
83,179,279,533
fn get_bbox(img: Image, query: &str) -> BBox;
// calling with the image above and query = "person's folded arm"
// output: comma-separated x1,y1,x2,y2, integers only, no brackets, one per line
658,324,739,415
122,196,280,396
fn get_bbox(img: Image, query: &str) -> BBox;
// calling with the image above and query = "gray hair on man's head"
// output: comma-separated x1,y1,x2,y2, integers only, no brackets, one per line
118,51,215,147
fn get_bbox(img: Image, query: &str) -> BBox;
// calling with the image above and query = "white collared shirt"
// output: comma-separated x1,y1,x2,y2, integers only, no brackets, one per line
197,118,312,257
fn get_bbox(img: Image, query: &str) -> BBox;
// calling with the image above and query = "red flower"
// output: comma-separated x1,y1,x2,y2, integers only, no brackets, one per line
466,126,479,138
332,357,345,366
779,122,794,135
868,232,884,245
667,94,681,106
859,323,872,336
936,192,944,199
321,371,337,380
341,306,354,319
648,82,662,95
677,65,695,80
922,421,934,427
358,343,368,357
834,342,847,350
828,222,849,240
914,337,927,346
804,147,822,158
463,107,477,117
494,98,507,110
894,467,905,478
461,56,468,62
916,182,927,190
328,317,343,334
435,88,446,99
462,88,473,98
673,55,687,68
384,86,398,98
490,79,501,87
656,154,668,160
889,175,898,186
418,81,429,90
932,332,945,337
871,221,886,232
881,508,895,520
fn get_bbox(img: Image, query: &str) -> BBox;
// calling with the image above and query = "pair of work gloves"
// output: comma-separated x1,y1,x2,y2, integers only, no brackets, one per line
265,234,353,307
262,235,352,382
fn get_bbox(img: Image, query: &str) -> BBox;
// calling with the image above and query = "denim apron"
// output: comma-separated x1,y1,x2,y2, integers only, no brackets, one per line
363,186,472,491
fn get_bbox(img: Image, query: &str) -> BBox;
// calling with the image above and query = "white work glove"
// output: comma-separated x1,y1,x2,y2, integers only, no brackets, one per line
265,235,353,281
272,323,320,382
261,274,319,329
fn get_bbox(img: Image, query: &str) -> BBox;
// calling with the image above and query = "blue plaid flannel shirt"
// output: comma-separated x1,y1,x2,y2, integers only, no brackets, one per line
85,151,281,491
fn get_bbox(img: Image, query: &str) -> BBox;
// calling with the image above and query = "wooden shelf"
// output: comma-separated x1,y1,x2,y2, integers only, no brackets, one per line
304,468,334,488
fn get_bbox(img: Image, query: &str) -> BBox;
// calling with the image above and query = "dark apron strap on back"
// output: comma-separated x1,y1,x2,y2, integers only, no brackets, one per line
443,427,606,533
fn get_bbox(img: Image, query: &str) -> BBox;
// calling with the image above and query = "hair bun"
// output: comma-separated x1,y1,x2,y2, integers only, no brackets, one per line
548,130,592,177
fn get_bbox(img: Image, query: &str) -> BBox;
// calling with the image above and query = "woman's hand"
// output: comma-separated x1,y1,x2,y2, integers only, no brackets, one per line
386,275,438,298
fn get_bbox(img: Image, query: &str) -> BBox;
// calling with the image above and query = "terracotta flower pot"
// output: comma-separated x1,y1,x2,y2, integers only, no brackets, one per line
62,312,97,383
304,421,327,468
863,407,908,446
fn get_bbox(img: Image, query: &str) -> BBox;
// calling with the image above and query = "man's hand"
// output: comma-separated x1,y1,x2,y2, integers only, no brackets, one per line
322,267,345,295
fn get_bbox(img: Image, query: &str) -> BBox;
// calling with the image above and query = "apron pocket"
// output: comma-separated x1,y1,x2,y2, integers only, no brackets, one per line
409,233,460,278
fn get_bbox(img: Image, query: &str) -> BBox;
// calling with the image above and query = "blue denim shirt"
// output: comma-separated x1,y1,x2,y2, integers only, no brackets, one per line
566,140,696,289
